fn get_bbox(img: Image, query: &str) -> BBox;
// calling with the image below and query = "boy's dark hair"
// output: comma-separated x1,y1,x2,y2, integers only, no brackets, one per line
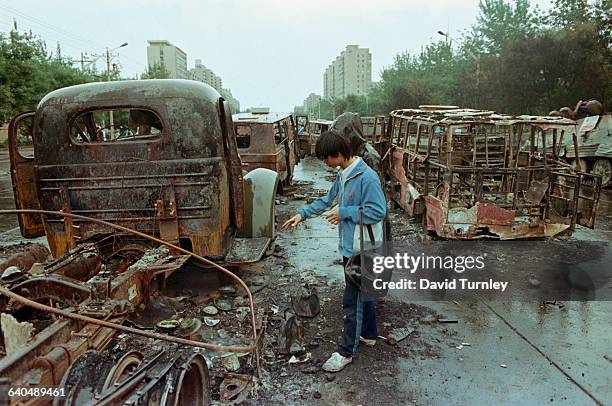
315,130,353,159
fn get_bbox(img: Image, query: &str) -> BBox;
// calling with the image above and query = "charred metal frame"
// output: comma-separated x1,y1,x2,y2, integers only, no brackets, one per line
233,113,299,186
362,115,386,146
384,108,602,239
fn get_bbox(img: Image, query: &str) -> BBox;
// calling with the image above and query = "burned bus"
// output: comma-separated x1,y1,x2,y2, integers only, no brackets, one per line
384,107,601,239
1,80,278,404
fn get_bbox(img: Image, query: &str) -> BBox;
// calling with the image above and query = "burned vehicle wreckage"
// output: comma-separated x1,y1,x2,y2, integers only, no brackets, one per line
383,107,602,239
0,80,279,404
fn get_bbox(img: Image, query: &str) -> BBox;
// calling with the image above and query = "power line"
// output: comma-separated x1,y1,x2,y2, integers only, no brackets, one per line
0,14,144,75
0,3,107,50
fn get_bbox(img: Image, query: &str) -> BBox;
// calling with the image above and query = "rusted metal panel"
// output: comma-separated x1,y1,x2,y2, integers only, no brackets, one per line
476,203,515,226
8,112,45,238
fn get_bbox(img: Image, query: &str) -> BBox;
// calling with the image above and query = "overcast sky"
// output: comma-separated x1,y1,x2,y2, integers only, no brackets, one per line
0,0,552,111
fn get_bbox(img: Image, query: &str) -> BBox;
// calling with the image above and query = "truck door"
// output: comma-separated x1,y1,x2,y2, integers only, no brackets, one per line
8,112,45,237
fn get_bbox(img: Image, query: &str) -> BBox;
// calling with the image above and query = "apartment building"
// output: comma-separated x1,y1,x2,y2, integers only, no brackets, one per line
146,40,188,79
323,45,372,99
189,59,223,92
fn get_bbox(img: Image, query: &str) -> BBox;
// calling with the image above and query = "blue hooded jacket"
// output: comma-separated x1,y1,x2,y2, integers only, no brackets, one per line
300,159,386,258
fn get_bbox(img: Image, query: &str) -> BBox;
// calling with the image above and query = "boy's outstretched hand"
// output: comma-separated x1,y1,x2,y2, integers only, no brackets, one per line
282,214,303,231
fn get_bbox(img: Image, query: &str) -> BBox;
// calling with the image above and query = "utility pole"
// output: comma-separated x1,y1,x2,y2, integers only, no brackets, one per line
106,48,114,139
98,42,127,139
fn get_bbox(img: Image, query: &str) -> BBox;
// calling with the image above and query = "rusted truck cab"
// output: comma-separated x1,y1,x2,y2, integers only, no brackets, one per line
233,111,299,188
9,80,277,260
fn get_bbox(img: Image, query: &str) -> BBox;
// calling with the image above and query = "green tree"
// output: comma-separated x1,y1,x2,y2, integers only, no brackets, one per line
470,0,540,54
141,62,170,79
547,0,591,28
0,28,93,123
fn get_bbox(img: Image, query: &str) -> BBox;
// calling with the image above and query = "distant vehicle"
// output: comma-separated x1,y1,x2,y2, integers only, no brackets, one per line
233,111,300,190
361,115,386,143
304,119,333,156
294,114,310,158
564,113,611,187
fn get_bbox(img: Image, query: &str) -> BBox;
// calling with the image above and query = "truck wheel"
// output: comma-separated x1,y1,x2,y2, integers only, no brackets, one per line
592,159,611,187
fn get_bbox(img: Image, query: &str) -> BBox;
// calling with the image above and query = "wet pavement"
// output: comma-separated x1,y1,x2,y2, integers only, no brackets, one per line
270,157,612,405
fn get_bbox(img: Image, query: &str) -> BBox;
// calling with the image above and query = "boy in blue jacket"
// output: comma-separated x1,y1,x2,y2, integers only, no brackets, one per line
282,130,387,372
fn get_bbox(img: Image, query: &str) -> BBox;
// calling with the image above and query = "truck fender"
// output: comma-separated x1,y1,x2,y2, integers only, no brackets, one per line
241,168,279,238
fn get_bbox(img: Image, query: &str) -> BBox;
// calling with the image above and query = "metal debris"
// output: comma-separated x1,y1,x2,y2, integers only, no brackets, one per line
291,285,320,318
278,309,305,355
219,373,252,404
222,354,241,372
288,352,311,364
156,319,180,332
236,306,250,322
220,285,237,294
1,266,22,281
203,305,219,315
176,317,202,337
216,298,233,311
386,327,415,345
204,317,220,327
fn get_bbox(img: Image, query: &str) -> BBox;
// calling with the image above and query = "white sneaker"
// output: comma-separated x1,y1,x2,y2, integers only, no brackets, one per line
321,352,352,372
359,336,376,347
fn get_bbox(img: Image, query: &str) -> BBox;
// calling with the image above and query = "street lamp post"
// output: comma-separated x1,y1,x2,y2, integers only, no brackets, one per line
437,31,480,107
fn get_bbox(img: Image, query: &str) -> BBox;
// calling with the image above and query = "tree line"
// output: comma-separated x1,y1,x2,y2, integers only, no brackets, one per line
323,0,610,118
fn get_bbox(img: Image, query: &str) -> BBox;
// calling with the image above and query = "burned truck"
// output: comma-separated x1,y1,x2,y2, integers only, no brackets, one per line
232,111,300,190
0,80,278,404
384,107,601,239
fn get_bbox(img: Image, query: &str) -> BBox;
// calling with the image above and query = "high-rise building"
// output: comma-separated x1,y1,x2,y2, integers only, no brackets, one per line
323,45,372,99
189,59,223,92
187,59,240,112
304,93,322,119
146,40,188,79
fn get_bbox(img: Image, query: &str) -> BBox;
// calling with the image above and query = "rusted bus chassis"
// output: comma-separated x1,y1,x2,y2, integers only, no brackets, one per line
233,112,300,187
384,108,602,239
1,80,278,404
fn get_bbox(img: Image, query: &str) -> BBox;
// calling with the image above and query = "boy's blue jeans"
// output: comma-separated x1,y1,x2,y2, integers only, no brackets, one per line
337,257,378,357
